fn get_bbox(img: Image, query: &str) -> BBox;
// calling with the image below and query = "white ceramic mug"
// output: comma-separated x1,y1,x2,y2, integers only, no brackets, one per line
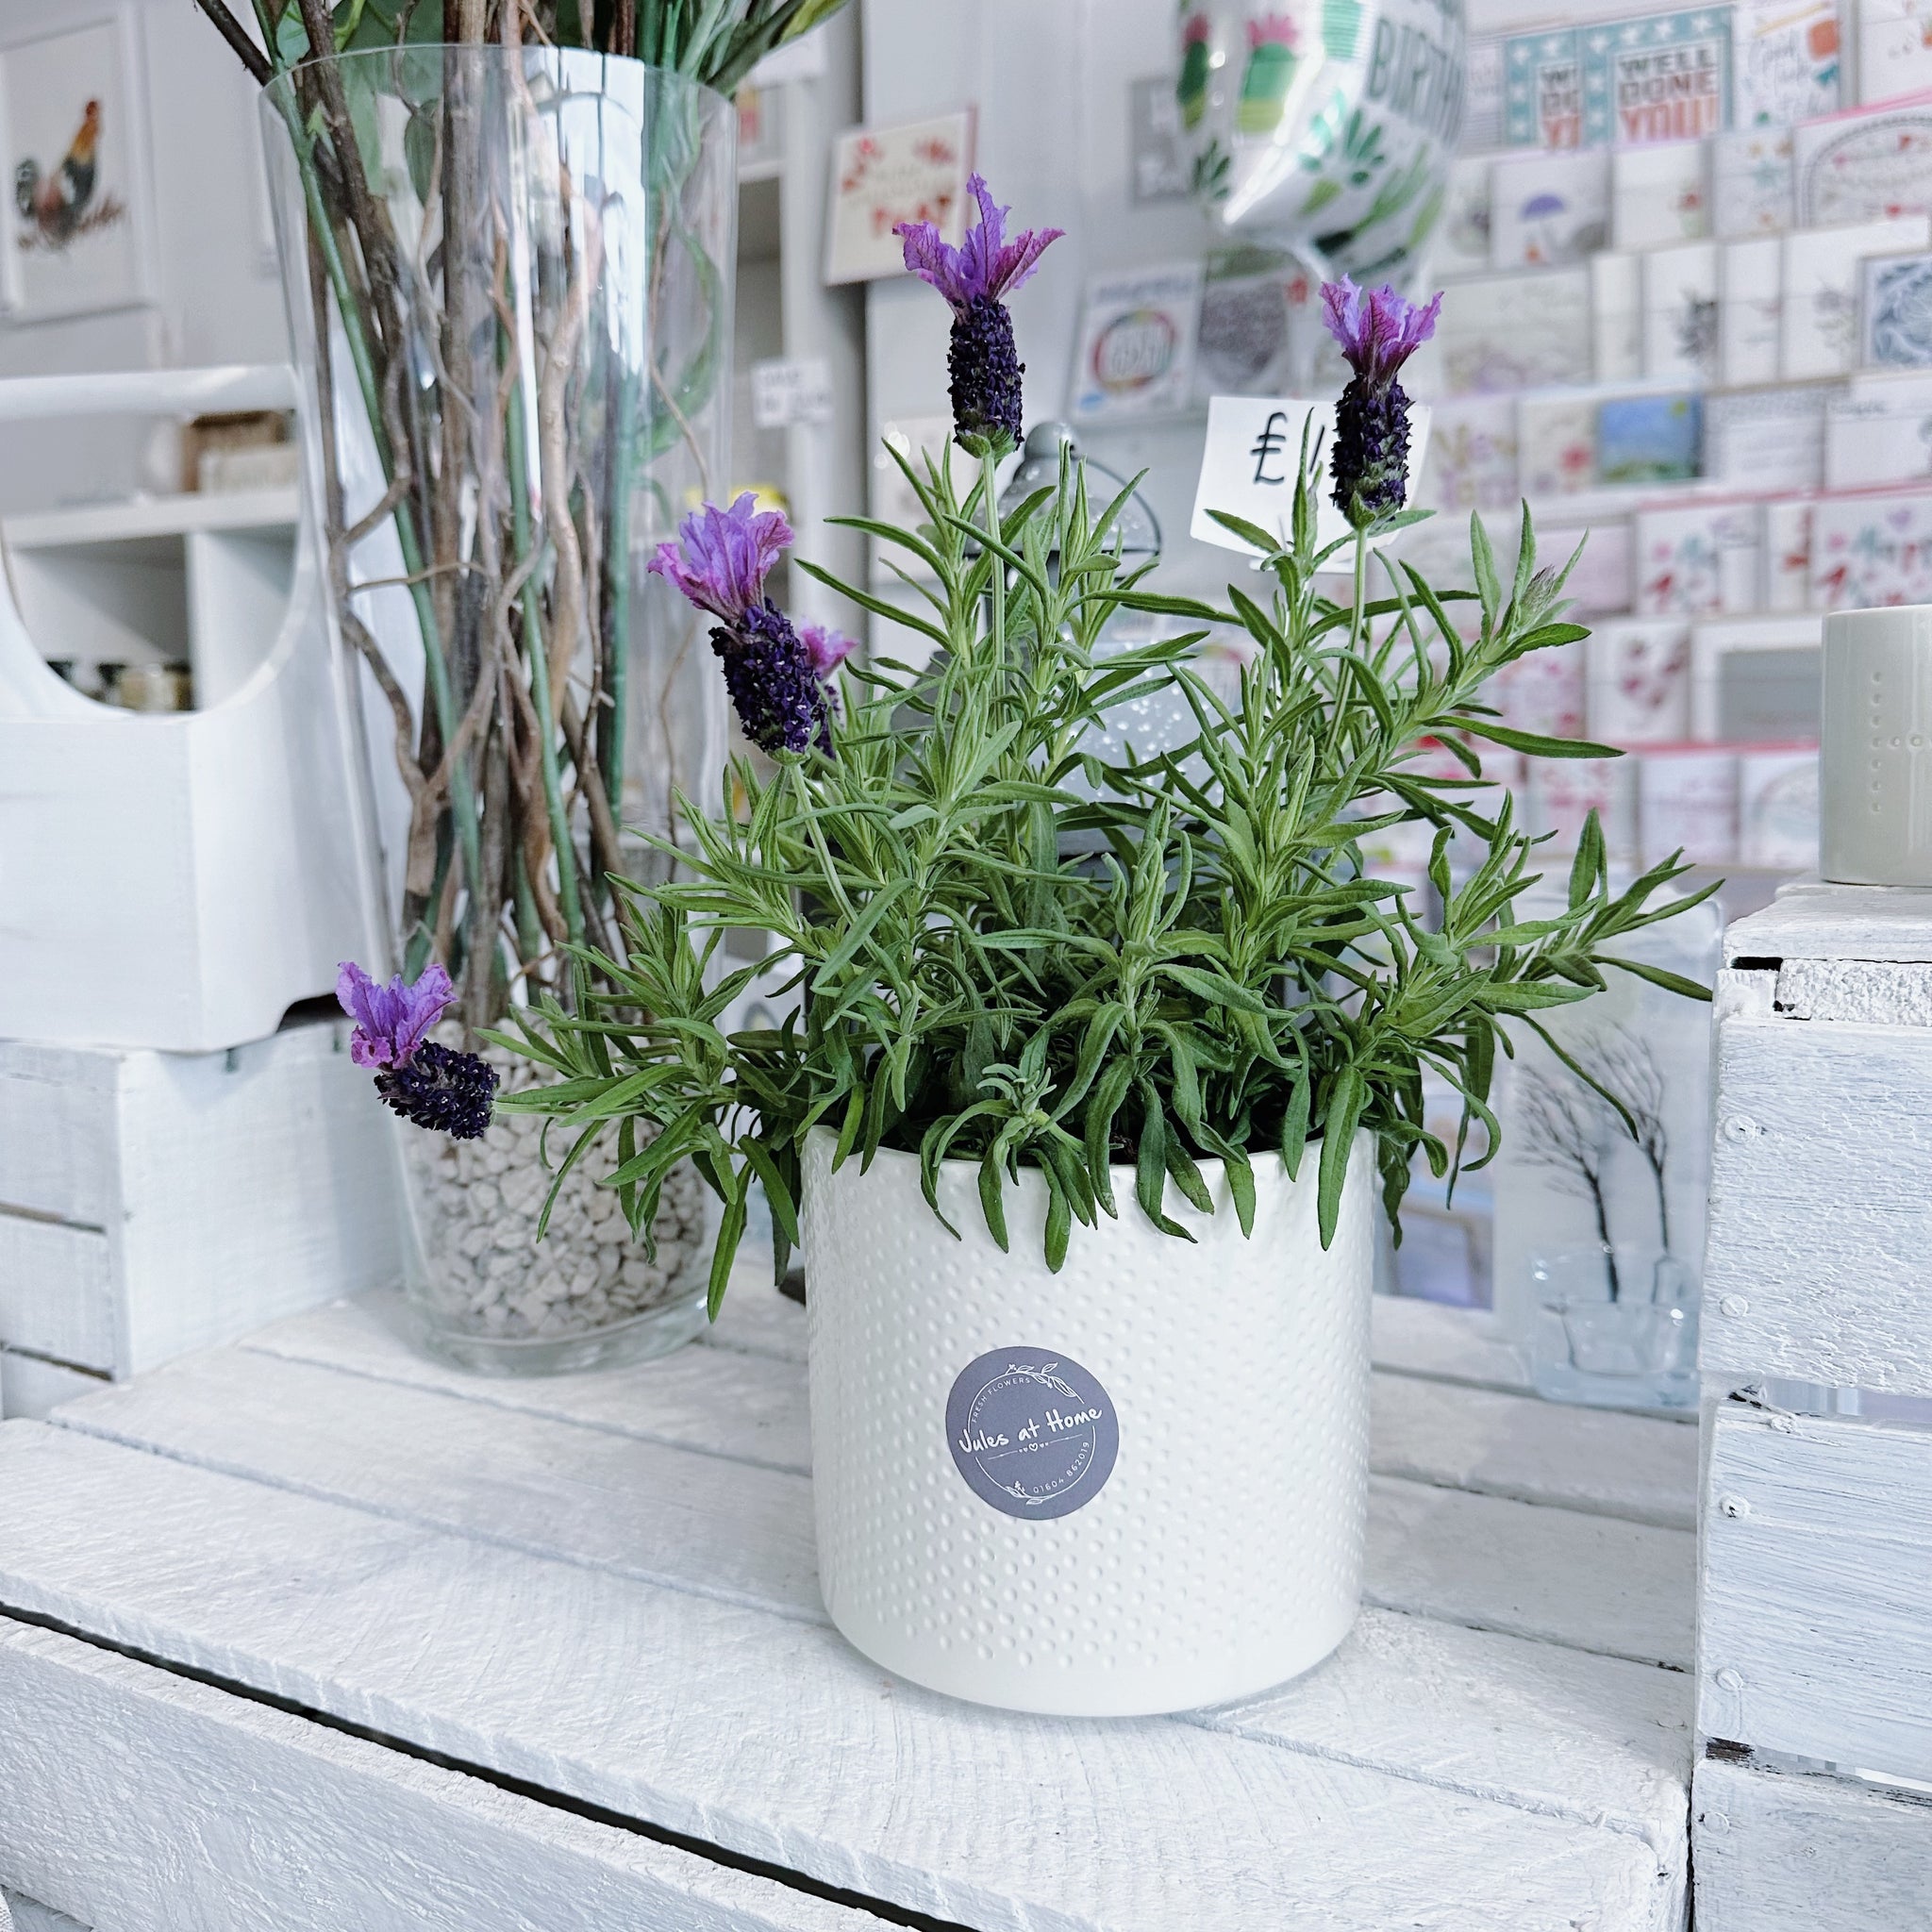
1822,604,1932,886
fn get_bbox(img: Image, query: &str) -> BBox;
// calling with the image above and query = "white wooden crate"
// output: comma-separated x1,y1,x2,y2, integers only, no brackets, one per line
0,1017,399,1401
1695,880,1932,1929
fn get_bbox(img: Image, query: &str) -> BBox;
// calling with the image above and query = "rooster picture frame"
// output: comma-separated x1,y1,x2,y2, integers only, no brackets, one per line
0,10,155,323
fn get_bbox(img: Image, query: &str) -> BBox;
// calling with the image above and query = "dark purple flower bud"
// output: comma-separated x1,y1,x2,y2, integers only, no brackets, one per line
1320,275,1442,529
336,959,455,1070
646,492,793,625
895,174,1062,455
373,1040,497,1141
713,599,833,757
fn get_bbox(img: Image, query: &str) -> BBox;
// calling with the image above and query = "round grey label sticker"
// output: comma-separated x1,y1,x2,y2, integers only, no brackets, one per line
945,1348,1119,1520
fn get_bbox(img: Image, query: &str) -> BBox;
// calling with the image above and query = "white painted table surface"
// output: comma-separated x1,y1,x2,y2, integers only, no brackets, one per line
0,1276,1699,1932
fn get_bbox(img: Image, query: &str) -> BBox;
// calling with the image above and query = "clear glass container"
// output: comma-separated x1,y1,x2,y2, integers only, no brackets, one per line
1529,1244,1699,1410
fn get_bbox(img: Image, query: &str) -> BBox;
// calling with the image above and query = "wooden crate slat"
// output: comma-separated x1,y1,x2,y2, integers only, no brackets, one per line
3,1892,87,1932
1704,1012,1932,1396
0,1044,117,1227
1368,1292,1533,1394
0,1424,1672,1932
1723,881,1932,964
1693,1757,1932,1932
1701,1403,1932,1780
0,1352,106,1424
0,1615,890,1932
0,1220,116,1374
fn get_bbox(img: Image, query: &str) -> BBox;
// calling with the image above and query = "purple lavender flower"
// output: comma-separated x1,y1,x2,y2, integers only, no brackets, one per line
649,495,832,756
1320,275,1443,529
896,175,1063,453
799,623,858,682
337,960,455,1070
374,1041,498,1141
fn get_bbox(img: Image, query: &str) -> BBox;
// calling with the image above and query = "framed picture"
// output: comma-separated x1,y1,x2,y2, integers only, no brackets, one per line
824,109,974,286
0,10,154,321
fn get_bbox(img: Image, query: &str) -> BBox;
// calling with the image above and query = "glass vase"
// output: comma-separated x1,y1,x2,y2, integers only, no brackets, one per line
260,46,733,1373
1528,1244,1699,1411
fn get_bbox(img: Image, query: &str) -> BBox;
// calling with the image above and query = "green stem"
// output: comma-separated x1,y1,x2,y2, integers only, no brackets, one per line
600,364,639,821
1350,528,1367,657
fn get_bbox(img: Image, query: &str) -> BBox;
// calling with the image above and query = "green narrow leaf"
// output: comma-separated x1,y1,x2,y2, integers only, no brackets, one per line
977,1150,1011,1253
1224,1144,1257,1238
708,1173,749,1320
1044,1176,1072,1273
1280,1064,1312,1180
1135,1081,1191,1239
1317,1068,1367,1249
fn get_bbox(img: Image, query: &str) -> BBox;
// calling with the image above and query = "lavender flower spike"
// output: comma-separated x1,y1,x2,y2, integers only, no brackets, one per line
896,174,1063,454
1319,275,1443,529
337,960,455,1070
649,495,833,757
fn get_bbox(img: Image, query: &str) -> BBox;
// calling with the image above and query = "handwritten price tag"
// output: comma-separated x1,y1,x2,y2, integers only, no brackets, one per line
1189,394,1431,558
752,357,834,430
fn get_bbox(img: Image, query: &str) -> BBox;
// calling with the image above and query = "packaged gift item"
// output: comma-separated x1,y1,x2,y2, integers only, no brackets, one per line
1589,617,1694,744
1711,125,1796,236
1069,261,1203,423
1824,370,1932,487
1720,235,1784,386
1863,250,1932,366
1505,27,1586,147
1855,0,1932,104
1796,99,1932,224
1194,249,1298,396
1490,149,1611,268
1781,215,1932,377
1764,497,1816,608
1517,393,1599,497
1524,755,1641,862
1593,8,1732,146
1640,748,1739,866
1544,518,1633,615
1690,615,1824,741
1611,140,1709,250
1491,641,1587,741
1635,501,1763,617
1706,382,1830,492
1738,746,1821,869
1734,0,1842,125
1435,156,1496,280
1643,242,1721,382
1598,391,1703,485
1421,395,1519,512
1809,487,1932,603
1591,252,1643,379
1440,270,1594,394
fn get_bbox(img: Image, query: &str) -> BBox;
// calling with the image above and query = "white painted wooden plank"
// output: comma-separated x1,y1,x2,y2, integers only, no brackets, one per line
0,1043,115,1226
1775,957,1932,1026
1365,1475,1697,1670
0,1616,890,1932
53,1343,1699,1668
0,1219,115,1374
1700,1404,1932,1780
1370,1374,1698,1529
251,1294,1696,1525
1369,1294,1532,1394
0,1424,1677,1932
1693,1757,1932,1932
0,1352,106,1424
1724,879,1932,965
1704,1012,1932,1395
1,1897,85,1932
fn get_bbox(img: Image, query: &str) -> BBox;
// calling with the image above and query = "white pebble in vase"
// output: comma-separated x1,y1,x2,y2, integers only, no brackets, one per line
1823,605,1932,886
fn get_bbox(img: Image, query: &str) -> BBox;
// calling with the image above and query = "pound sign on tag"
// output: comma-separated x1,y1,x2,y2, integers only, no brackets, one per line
1249,410,1292,486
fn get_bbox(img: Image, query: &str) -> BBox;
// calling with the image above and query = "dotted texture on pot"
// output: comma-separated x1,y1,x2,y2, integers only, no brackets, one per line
802,1131,1373,1717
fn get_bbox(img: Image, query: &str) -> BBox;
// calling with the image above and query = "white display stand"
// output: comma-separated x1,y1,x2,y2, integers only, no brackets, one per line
0,366,364,1055
1695,879,1932,1929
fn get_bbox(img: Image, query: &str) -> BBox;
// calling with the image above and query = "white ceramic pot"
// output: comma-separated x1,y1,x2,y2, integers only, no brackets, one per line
1822,604,1932,885
801,1127,1374,1717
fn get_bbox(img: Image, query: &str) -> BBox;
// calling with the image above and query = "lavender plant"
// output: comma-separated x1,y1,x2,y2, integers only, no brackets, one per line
488,201,1714,1313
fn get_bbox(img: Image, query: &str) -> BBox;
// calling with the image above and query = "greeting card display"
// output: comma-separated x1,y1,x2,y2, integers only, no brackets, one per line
1639,749,1738,865
1524,756,1640,862
1492,642,1588,741
1491,149,1611,267
1436,156,1496,280
1780,215,1932,376
1719,235,1784,385
1863,250,1932,366
1589,617,1693,743
1824,370,1932,487
1739,747,1821,869
1611,139,1709,249
1642,241,1720,381
1545,518,1634,614
1422,395,1519,511
1591,252,1644,377
1635,501,1762,616
1689,616,1824,740
1505,28,1586,147
1764,497,1816,608
1069,263,1203,423
1440,269,1594,392
824,112,974,284
1598,391,1703,482
1518,393,1600,495
1706,383,1830,491
1795,99,1932,225
1855,0,1932,105
1810,488,1932,604
1591,9,1732,146
1195,252,1300,396
1711,125,1796,235
1733,0,1841,126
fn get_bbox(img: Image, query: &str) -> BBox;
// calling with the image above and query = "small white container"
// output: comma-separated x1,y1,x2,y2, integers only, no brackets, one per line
1822,604,1932,885
801,1128,1373,1717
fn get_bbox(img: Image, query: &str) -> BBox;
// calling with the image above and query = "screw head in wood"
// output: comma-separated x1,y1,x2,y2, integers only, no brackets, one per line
1718,1493,1750,1518
1714,1667,1743,1691
1721,1114,1758,1142
1718,1293,1749,1316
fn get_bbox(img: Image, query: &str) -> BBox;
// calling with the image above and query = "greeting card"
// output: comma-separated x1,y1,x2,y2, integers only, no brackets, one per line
1490,149,1610,267
1195,252,1297,397
1720,235,1785,386
1611,140,1709,249
1587,9,1732,146
1855,0,1932,104
1705,382,1829,491
1733,0,1841,125
1809,488,1932,604
1781,215,1932,377
825,112,974,284
1796,99,1932,224
1863,249,1932,364
1824,369,1932,485
1763,497,1816,608
1517,393,1599,496
1439,270,1593,393
1643,241,1721,381
1544,518,1634,615
1739,747,1820,870
1463,39,1507,152
1689,616,1824,740
1492,641,1587,740
1598,391,1704,483
1711,125,1796,235
1421,395,1520,511
1436,156,1495,280
1591,252,1643,378
1069,263,1204,422
1589,617,1693,743
1635,502,1763,616
1504,29,1586,147
1524,756,1640,860
1639,749,1738,866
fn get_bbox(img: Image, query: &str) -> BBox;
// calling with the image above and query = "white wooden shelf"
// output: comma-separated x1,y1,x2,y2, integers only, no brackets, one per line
0,1276,1696,1930
0,488,297,552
